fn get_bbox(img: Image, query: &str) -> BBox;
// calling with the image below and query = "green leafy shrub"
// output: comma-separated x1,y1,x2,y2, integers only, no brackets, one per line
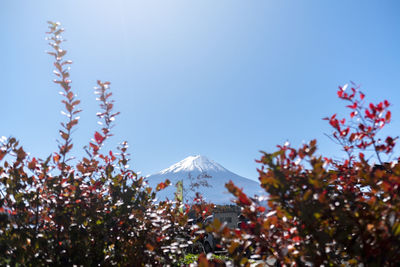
0,22,190,266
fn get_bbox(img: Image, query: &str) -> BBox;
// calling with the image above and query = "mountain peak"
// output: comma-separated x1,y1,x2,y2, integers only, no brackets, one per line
158,155,228,174
147,155,262,204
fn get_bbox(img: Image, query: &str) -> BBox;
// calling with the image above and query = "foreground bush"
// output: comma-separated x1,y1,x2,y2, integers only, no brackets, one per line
0,22,190,266
207,84,400,266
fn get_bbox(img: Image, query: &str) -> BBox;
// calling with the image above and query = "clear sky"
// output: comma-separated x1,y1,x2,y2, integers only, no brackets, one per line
1,1,400,181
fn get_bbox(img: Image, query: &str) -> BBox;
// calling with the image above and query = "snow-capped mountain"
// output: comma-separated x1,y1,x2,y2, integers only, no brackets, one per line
145,155,264,205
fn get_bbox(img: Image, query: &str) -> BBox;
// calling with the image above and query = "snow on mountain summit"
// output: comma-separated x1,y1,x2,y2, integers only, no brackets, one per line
146,155,264,204
158,155,227,174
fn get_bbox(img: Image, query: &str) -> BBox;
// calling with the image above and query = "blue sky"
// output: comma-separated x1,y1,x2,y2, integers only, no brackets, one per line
1,1,400,180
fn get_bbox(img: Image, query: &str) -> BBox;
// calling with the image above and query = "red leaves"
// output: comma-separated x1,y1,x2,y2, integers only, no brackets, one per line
340,127,349,137
331,120,340,131
53,153,60,163
16,147,26,161
292,236,301,243
198,253,209,267
60,130,69,140
145,243,154,251
337,84,358,101
327,114,340,131
257,206,266,212
325,86,397,162
346,102,357,109
226,180,252,206
72,100,80,107
156,182,167,191
0,22,200,266
66,119,78,129
383,136,397,153
238,192,251,206
109,151,116,161
385,111,391,122
94,131,104,144
288,149,297,160
28,158,37,170
156,179,170,191
349,133,359,142
89,142,99,152
369,102,375,111
9,210,17,215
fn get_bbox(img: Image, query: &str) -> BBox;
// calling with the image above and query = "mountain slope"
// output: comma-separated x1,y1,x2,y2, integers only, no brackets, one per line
145,155,263,205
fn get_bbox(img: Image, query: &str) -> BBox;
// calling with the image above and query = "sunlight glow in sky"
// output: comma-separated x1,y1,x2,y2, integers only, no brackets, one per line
1,0,400,180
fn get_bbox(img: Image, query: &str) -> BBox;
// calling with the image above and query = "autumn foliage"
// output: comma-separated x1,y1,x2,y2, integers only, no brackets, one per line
0,22,191,266
206,83,400,266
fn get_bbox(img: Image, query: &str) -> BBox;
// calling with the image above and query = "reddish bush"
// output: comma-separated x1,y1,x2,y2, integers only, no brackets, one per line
207,84,400,266
0,22,190,266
